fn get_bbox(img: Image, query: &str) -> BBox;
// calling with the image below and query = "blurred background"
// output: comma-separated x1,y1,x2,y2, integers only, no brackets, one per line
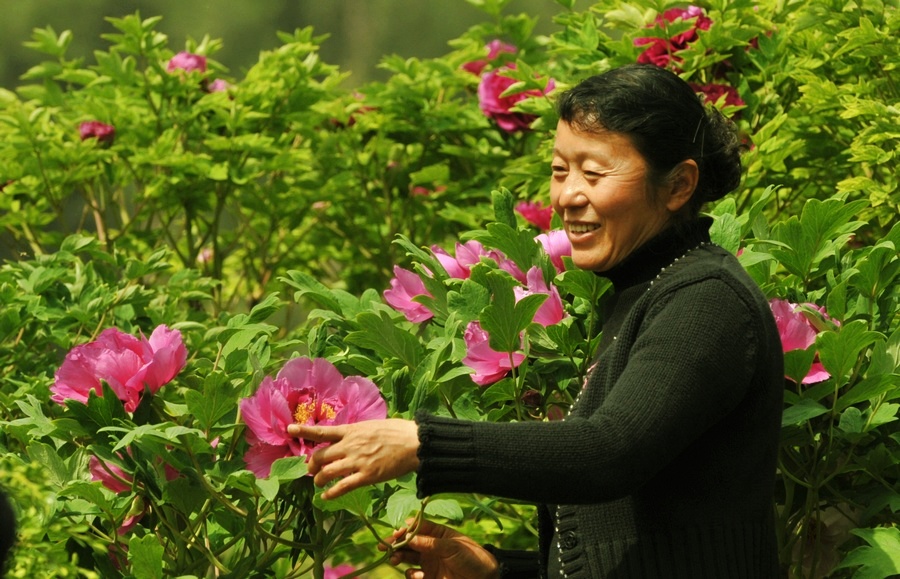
0,0,574,89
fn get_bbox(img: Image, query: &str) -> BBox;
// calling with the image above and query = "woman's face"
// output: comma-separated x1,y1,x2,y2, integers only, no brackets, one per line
550,120,673,272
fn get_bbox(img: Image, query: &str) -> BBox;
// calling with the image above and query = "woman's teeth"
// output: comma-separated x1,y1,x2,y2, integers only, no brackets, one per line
569,223,600,234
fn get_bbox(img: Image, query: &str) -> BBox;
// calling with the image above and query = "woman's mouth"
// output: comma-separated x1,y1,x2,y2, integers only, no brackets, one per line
568,223,600,234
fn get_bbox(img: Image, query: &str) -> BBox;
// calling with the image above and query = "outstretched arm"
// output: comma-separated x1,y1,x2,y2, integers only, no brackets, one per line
287,418,419,499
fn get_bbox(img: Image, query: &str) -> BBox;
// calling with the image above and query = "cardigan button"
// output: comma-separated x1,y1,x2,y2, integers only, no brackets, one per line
562,531,578,549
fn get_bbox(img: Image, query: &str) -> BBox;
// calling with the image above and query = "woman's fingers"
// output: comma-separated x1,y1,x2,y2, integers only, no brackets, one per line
286,423,346,442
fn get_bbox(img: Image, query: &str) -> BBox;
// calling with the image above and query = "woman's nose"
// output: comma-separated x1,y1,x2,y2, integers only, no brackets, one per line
556,174,587,207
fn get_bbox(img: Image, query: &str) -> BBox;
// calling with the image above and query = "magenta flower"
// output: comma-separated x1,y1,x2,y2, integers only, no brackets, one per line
634,5,712,70
384,265,434,323
536,229,572,274
515,200,553,231
51,325,187,413
239,357,387,478
769,298,832,384
90,456,132,494
324,564,356,579
689,82,745,109
514,267,566,327
461,321,526,386
207,78,232,93
167,51,207,73
79,121,115,145
462,39,517,76
432,240,526,283
477,65,555,132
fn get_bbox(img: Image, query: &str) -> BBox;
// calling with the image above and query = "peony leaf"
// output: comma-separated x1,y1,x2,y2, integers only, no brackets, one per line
385,488,421,528
781,398,828,427
834,527,900,579
345,311,424,369
128,534,165,579
817,320,882,385
314,485,372,517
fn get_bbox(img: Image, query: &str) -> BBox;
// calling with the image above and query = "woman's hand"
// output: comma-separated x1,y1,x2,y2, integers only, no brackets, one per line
286,418,419,499
381,519,500,579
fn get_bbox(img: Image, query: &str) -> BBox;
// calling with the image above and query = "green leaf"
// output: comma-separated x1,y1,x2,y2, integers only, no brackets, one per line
185,377,240,432
837,374,900,411
817,320,882,385
769,198,868,281
784,347,816,386
314,485,372,517
268,456,309,481
424,498,464,522
556,268,611,302
491,188,517,229
834,527,900,579
345,311,424,369
781,398,828,427
385,488,421,527
838,407,865,434
128,534,165,579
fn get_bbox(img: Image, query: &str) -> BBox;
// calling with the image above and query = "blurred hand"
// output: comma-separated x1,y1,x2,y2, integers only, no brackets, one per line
286,418,419,499
381,519,500,579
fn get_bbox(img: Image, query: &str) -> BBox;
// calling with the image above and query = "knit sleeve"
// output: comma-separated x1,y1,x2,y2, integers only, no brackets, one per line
416,275,765,505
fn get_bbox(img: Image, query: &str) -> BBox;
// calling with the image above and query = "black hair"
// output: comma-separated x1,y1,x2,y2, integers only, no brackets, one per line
0,490,14,575
556,64,743,218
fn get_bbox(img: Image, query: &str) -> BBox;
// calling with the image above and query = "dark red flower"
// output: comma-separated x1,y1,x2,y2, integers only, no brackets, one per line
79,121,116,145
477,65,555,133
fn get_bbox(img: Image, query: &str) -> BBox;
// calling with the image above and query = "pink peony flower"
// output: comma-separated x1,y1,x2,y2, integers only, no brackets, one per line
689,82,745,109
461,321,526,386
477,65,555,132
90,456,132,494
207,78,232,93
239,357,387,478
769,298,832,384
79,121,115,145
167,51,207,74
51,325,187,412
536,229,572,274
634,5,712,70
384,265,434,323
514,267,566,327
515,200,553,231
324,564,356,579
432,240,526,283
462,39,517,76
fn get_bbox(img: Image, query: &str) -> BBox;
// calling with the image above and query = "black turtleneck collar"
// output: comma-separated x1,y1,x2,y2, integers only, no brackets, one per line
599,217,713,292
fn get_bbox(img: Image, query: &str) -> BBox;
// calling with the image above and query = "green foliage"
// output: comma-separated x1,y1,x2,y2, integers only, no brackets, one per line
0,1,898,577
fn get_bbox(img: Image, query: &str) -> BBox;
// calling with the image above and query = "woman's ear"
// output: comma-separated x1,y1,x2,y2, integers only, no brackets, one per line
664,159,699,212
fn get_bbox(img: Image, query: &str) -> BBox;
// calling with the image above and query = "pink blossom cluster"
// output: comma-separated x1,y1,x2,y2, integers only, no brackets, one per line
477,65,556,132
383,240,528,323
239,357,387,478
633,6,745,110
79,120,116,145
166,51,231,93
769,298,834,384
383,235,572,386
462,40,555,132
51,325,187,412
462,40,517,76
515,200,553,231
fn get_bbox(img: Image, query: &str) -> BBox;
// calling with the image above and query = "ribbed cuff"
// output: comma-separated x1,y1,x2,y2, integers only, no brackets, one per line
415,410,476,499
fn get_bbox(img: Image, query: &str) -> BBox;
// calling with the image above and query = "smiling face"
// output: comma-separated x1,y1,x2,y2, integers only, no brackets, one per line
550,120,676,272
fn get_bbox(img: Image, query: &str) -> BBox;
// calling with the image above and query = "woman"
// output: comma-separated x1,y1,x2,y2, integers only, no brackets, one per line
288,64,784,578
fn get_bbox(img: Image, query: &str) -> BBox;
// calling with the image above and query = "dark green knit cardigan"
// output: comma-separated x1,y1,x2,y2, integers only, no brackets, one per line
415,220,784,578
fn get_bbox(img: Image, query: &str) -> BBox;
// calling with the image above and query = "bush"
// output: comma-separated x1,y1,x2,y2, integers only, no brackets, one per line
0,1,897,577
